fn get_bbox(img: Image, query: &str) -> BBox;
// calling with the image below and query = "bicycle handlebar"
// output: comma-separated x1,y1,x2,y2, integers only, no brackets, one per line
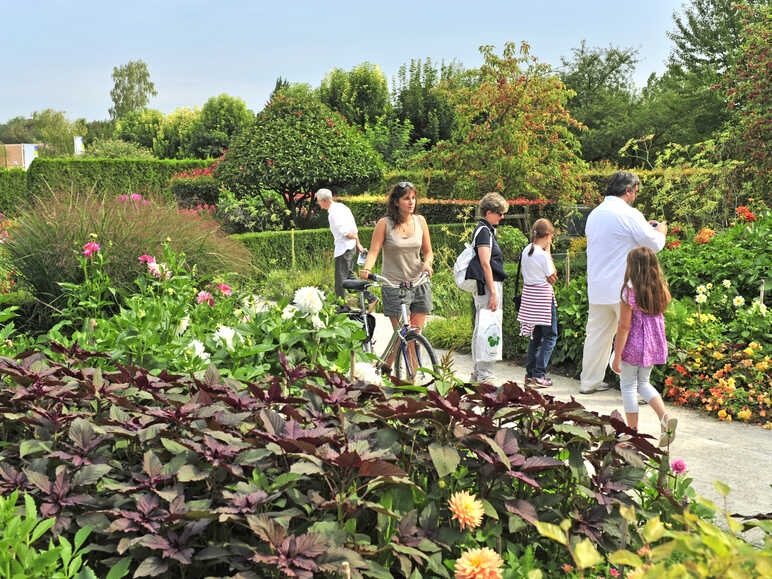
368,271,430,289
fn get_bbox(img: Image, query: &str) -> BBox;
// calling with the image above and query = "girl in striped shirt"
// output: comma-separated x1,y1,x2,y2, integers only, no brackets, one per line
518,219,558,388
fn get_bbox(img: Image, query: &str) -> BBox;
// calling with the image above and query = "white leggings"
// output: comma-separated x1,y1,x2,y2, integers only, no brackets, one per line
620,362,659,413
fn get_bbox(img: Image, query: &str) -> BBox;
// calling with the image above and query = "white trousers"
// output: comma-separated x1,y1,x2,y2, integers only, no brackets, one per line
580,302,620,390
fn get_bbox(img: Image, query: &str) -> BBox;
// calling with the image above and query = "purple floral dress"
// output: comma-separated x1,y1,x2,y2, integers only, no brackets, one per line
620,285,668,367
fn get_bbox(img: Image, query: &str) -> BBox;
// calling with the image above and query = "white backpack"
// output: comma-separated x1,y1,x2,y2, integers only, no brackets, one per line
453,225,491,292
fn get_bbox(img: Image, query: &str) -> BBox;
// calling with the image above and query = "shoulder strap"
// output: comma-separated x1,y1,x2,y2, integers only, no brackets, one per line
514,245,523,295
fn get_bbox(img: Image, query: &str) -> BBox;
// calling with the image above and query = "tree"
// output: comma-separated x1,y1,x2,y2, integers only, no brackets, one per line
217,94,383,227
183,94,253,159
114,108,164,150
392,58,469,145
0,116,36,143
559,41,639,162
153,107,199,159
416,42,588,203
319,62,390,126
719,1,771,190
363,116,429,168
109,60,158,120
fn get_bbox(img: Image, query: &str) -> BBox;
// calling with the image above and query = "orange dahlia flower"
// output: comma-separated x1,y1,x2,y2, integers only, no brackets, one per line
448,491,484,531
454,547,503,579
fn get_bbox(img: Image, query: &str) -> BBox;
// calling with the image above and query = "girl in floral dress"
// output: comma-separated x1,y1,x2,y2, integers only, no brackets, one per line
611,247,677,446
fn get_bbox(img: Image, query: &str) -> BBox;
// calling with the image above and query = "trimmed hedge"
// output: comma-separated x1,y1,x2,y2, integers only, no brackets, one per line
234,223,469,274
26,158,211,198
167,176,220,206
0,168,28,216
337,169,458,200
304,195,546,231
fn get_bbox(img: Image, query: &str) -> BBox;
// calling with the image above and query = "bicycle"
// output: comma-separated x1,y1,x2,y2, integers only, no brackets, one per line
342,272,438,386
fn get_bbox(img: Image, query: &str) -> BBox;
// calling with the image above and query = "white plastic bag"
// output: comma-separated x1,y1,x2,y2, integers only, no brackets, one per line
453,226,491,292
475,308,503,362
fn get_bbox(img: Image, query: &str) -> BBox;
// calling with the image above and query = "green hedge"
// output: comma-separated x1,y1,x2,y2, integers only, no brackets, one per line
167,176,220,206
0,169,28,216
26,158,211,199
234,223,469,274
305,195,546,231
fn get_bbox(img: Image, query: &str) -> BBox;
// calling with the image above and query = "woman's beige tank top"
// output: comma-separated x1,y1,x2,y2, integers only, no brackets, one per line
381,215,423,283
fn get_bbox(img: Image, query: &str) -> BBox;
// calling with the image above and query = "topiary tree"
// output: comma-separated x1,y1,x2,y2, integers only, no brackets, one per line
114,108,164,150
217,94,383,228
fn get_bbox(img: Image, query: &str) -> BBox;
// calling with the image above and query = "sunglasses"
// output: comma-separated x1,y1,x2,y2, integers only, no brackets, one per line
397,181,414,190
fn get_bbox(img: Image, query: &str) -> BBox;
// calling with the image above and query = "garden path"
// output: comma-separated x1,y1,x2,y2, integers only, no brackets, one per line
370,313,772,521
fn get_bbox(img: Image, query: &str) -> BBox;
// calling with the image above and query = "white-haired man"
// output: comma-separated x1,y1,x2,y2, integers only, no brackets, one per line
315,188,376,310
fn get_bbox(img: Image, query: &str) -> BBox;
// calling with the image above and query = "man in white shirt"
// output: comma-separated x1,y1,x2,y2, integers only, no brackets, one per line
315,189,375,309
579,171,667,394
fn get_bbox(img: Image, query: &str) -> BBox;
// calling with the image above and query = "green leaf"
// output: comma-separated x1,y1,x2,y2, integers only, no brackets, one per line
74,525,92,551
73,465,111,487
641,516,666,543
608,549,644,567
104,557,131,579
427,444,460,478
19,439,52,458
714,480,731,496
572,538,602,569
534,521,567,545
30,518,56,543
160,438,188,454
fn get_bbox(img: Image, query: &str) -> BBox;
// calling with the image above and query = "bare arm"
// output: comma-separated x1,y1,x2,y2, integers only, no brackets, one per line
612,300,633,373
359,218,386,279
419,216,434,276
477,245,497,311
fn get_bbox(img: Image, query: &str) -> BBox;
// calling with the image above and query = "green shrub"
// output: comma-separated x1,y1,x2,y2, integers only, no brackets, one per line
424,315,473,352
5,192,250,329
216,187,291,233
235,222,468,276
167,175,220,206
0,168,28,215
26,158,211,198
83,138,154,159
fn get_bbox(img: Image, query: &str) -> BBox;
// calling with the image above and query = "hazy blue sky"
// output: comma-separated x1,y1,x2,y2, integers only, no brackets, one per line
4,0,685,122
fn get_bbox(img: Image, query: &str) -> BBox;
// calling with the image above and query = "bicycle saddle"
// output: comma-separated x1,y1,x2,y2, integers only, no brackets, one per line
342,279,371,291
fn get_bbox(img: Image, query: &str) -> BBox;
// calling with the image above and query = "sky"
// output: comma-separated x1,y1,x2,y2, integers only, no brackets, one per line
3,0,685,122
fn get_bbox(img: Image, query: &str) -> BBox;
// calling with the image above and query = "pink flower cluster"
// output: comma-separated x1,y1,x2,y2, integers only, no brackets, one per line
82,241,100,257
138,254,171,279
671,459,687,475
196,290,214,306
195,284,231,307
118,193,151,205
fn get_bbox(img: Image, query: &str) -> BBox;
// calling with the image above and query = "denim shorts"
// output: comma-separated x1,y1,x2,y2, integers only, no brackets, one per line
382,283,433,318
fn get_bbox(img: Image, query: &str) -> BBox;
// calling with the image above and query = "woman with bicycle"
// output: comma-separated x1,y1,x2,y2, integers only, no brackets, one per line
359,181,434,334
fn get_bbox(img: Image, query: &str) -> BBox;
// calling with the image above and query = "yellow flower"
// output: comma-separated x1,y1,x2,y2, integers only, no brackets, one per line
749,342,761,350
743,347,755,358
727,378,736,389
712,351,724,360
448,491,485,531
738,409,752,421
717,409,727,419
756,361,769,371
454,547,503,579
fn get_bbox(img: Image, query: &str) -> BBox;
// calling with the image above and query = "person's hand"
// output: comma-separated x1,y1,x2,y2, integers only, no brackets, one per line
487,292,498,311
358,269,370,280
546,272,558,285
656,220,668,236
356,242,364,253
612,355,622,374
421,265,434,277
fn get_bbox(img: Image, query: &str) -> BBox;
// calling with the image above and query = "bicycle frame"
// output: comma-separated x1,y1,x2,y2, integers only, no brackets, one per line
356,274,429,379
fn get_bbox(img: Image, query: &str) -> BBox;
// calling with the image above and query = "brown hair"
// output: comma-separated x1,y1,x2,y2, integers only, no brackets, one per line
386,182,418,225
621,246,671,315
527,218,554,256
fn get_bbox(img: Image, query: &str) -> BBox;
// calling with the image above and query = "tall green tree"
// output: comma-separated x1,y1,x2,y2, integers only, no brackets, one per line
0,110,86,155
114,108,164,150
109,60,158,120
217,94,383,227
559,41,639,163
153,107,199,159
183,94,253,159
319,62,390,126
392,58,466,144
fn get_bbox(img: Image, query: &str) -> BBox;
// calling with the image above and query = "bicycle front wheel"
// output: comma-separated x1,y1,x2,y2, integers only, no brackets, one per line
394,331,438,387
